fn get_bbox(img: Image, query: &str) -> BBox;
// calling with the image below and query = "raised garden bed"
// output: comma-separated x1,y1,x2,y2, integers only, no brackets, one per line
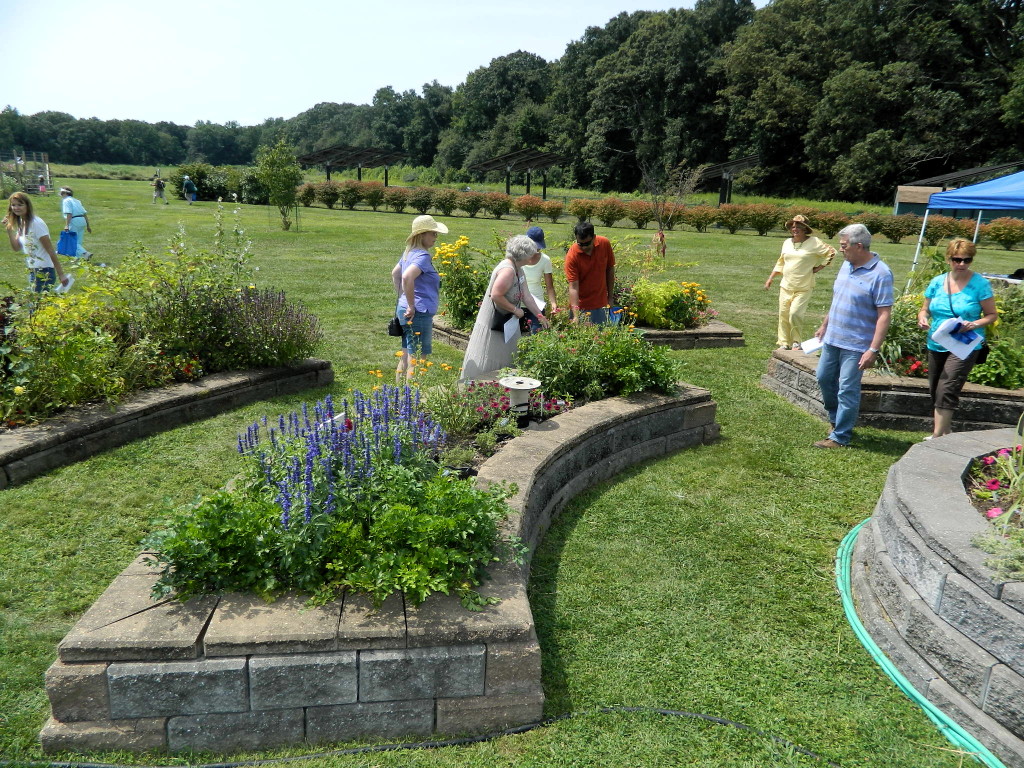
762,348,1024,432
432,316,744,352
41,384,720,753
0,360,334,490
851,430,1024,768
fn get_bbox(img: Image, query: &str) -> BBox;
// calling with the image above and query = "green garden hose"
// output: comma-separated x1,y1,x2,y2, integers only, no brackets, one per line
836,520,1008,768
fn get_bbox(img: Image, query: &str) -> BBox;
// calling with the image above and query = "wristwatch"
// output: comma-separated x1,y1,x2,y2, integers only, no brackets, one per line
868,347,879,354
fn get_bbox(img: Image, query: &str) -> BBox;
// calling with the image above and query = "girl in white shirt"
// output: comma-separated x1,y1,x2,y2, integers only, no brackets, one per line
4,192,69,292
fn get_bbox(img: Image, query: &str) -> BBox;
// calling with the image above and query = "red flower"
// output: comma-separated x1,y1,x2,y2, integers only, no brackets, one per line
343,418,354,431
986,478,1001,490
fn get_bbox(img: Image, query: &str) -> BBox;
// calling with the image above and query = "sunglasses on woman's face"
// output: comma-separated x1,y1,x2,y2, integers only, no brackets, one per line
951,257,973,264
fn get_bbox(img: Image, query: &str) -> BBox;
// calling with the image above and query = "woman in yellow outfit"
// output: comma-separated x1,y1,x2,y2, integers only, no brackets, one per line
764,214,836,350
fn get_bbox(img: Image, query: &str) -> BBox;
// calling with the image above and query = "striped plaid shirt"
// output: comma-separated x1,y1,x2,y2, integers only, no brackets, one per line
822,254,894,352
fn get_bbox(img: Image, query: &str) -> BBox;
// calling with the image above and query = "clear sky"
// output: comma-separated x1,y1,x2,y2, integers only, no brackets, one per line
6,1,763,127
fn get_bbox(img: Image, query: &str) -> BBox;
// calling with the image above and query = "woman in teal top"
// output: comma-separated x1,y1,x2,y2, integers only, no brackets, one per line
916,238,997,439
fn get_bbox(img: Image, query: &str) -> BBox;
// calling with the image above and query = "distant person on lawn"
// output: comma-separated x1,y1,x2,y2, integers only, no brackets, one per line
4,192,70,293
151,176,169,204
182,175,197,204
565,221,615,324
765,214,836,350
812,223,893,449
59,187,92,259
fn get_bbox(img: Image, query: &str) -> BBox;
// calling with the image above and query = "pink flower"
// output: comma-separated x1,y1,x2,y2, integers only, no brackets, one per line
983,456,996,465
999,448,1011,456
986,478,1001,490
986,507,1004,518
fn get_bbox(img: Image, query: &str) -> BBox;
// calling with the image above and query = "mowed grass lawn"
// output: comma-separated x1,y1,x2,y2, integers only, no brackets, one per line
3,178,1019,767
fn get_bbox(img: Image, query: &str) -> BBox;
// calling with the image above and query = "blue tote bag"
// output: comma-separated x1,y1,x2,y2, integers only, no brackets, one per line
56,229,78,257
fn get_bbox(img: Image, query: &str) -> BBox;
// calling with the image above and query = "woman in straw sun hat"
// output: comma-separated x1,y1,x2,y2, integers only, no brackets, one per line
391,214,448,381
764,213,836,350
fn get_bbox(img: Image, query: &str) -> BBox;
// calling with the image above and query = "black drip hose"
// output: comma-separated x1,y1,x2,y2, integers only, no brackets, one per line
1,705,840,768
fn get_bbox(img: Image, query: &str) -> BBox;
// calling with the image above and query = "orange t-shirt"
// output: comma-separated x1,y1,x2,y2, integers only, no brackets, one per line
564,236,615,310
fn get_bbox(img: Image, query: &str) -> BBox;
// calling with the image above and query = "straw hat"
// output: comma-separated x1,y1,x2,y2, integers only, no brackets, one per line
785,214,813,234
407,214,448,241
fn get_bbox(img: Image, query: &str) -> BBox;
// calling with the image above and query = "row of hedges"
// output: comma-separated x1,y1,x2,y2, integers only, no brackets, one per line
294,183,1024,249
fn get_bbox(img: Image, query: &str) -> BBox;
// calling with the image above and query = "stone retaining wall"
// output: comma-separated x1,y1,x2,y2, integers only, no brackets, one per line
0,360,334,490
41,384,720,753
850,430,1024,768
432,317,744,352
762,349,1024,432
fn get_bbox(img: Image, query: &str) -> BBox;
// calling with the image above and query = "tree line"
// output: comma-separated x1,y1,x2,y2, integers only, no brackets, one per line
3,0,1022,203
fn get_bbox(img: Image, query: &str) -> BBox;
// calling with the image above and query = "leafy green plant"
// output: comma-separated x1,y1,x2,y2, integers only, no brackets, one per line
985,217,1024,250
593,197,627,228
314,180,342,210
543,199,564,223
408,186,435,214
512,194,546,221
923,214,963,246
384,186,409,213
875,213,922,243
358,181,386,211
625,200,654,229
514,322,681,402
337,180,362,210
146,389,523,610
807,210,850,238
567,197,596,222
877,294,928,376
295,183,317,207
482,192,512,219
254,140,303,231
714,204,747,234
458,190,485,217
969,338,1024,388
744,203,784,236
437,235,489,331
679,204,717,233
433,187,460,216
630,278,715,330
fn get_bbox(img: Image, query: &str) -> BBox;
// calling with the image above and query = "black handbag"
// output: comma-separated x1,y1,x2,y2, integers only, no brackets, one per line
490,310,513,331
388,316,404,337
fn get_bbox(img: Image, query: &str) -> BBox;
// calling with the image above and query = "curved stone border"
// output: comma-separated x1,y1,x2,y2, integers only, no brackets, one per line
850,430,1024,768
432,316,744,351
762,348,1024,432
40,384,719,754
0,360,334,490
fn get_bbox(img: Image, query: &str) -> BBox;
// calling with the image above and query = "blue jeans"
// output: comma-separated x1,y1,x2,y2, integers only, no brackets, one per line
399,311,434,356
29,268,56,293
578,307,609,324
816,343,864,445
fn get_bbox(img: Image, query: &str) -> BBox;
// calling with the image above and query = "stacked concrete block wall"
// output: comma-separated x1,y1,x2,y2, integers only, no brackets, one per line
850,430,1024,768
0,360,334,489
42,384,719,753
762,349,1024,432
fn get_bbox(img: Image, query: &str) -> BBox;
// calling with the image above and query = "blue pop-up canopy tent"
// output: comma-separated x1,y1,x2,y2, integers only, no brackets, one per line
908,170,1024,286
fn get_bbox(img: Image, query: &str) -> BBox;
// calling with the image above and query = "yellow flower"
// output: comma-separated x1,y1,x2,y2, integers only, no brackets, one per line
394,351,404,357
13,386,25,396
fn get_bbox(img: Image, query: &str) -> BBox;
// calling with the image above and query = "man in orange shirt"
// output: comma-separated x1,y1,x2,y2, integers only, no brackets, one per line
565,221,615,323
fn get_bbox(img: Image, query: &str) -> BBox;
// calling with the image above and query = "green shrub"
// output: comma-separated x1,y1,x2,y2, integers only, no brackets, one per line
679,204,717,233
878,294,928,377
744,203,784,236
170,162,223,202
337,181,362,210
630,278,715,330
714,204,747,234
512,194,546,221
408,186,435,215
384,186,409,213
625,200,654,230
970,337,1024,388
924,214,962,246
514,322,681,402
852,211,888,236
296,183,317,207
433,187,461,216
482,192,512,219
359,181,386,211
808,210,850,238
567,197,596,222
459,190,485,218
543,199,564,223
985,217,1024,250
315,181,342,210
875,214,922,244
593,197,628,228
